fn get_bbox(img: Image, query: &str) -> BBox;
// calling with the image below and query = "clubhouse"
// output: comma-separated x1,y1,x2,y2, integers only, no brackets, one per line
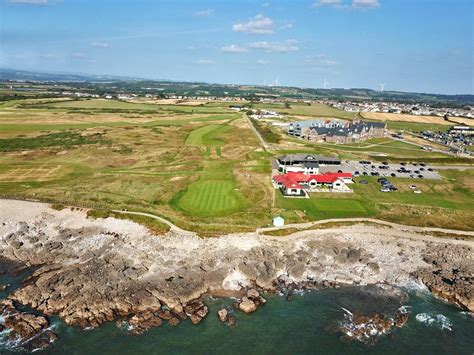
273,171,353,197
277,154,341,175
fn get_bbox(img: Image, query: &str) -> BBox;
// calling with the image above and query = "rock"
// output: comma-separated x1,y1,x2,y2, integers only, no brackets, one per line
158,310,174,320
190,314,203,325
0,303,58,352
168,317,180,326
247,289,260,299
367,262,380,273
128,311,163,335
217,308,228,322
239,299,257,313
228,315,237,326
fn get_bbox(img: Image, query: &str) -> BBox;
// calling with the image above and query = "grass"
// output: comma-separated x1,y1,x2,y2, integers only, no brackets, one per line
178,179,245,216
0,96,473,233
250,118,281,143
254,102,356,120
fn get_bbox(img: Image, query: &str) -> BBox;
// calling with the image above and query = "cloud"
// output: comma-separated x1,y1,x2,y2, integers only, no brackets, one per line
262,2,271,7
249,40,299,53
233,14,274,35
306,54,338,66
38,53,58,60
195,9,213,16
257,59,268,65
91,41,110,48
221,44,248,53
193,59,216,65
280,23,293,30
352,0,380,8
312,0,342,8
312,0,380,9
8,0,55,4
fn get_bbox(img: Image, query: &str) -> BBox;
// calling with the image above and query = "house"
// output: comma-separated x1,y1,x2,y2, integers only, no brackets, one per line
273,216,285,227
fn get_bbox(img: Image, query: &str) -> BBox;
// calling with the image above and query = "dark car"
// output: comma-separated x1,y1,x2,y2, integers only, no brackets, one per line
363,171,368,176
413,163,418,166
382,162,389,165
414,170,420,174
427,168,433,171
337,170,343,173
391,173,396,177
420,167,425,171
389,186,398,191
418,174,424,179
400,162,406,166
420,163,426,166
359,179,368,184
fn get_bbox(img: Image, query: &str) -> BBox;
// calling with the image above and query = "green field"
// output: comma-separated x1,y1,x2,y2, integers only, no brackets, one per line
0,95,473,233
178,180,244,216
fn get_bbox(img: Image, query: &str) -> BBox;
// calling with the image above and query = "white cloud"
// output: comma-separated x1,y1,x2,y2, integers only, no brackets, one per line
352,0,380,8
221,44,248,53
8,0,53,4
38,53,58,60
312,0,380,9
233,14,274,35
280,23,293,30
256,59,268,65
91,41,110,48
312,0,342,8
306,55,338,66
193,59,216,65
249,40,299,53
262,2,271,7
195,9,213,16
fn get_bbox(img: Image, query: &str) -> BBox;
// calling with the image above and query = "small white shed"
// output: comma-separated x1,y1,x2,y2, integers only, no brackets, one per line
273,216,285,227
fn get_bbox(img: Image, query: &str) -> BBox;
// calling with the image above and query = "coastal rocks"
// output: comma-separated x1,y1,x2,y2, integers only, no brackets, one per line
0,302,58,352
239,298,257,313
415,244,474,313
237,289,266,314
127,311,163,335
338,308,410,344
217,308,228,322
184,300,209,324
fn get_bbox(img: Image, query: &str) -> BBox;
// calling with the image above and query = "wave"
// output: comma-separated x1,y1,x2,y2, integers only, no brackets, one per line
415,313,452,331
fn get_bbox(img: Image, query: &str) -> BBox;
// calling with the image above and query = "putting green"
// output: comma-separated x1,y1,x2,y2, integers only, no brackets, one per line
178,179,244,216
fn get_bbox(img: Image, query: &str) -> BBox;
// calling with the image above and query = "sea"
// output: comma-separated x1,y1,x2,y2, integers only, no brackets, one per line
1,270,473,354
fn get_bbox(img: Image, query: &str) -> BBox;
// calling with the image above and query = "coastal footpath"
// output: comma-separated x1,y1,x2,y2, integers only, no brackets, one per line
0,200,473,351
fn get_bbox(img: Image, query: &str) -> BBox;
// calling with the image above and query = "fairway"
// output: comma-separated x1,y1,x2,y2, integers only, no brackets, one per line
178,180,244,216
185,124,230,146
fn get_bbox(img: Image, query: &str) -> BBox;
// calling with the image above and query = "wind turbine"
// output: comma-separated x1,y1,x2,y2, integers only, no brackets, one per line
379,83,386,92
323,78,329,89
275,76,280,87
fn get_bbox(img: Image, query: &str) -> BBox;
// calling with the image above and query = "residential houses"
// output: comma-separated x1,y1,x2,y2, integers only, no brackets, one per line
288,119,386,144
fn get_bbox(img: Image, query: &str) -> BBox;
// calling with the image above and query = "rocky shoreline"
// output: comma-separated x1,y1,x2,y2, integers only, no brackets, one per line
0,200,473,351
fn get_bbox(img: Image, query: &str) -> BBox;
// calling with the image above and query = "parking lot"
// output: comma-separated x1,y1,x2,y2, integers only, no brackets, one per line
319,160,442,180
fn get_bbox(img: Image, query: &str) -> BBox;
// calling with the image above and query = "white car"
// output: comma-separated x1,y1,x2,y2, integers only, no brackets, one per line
414,190,422,194
410,185,417,189
380,187,391,192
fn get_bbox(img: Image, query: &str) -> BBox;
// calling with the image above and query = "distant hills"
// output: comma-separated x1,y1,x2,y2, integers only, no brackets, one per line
1,68,473,106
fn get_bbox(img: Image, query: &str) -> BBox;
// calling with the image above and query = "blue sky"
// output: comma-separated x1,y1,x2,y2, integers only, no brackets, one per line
1,0,473,94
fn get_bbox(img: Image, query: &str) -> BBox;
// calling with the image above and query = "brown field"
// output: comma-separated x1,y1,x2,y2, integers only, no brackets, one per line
361,112,473,126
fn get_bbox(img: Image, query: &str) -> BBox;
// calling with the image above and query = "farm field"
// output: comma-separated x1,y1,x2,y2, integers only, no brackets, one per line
0,97,473,233
361,111,473,127
255,102,356,120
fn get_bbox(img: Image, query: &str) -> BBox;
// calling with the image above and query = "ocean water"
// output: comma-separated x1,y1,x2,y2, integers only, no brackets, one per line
1,272,473,354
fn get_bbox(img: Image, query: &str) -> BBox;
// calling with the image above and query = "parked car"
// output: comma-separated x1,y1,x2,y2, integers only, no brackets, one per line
414,190,422,194
418,174,424,179
377,178,387,182
380,187,391,192
389,186,398,191
427,168,433,171
382,161,389,165
400,162,406,166
391,173,396,177
363,172,368,176
354,171,360,177
337,170,343,173
410,185,417,189
420,163,426,166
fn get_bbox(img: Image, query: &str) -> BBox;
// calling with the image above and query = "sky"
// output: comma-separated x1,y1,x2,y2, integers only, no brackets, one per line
0,0,473,94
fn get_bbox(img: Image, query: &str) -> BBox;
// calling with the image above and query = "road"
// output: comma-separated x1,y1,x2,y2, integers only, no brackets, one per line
243,113,271,151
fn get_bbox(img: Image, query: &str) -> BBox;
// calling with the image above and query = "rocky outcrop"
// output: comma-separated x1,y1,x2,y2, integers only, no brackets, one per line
338,307,410,344
0,200,473,349
0,301,58,352
414,244,474,312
